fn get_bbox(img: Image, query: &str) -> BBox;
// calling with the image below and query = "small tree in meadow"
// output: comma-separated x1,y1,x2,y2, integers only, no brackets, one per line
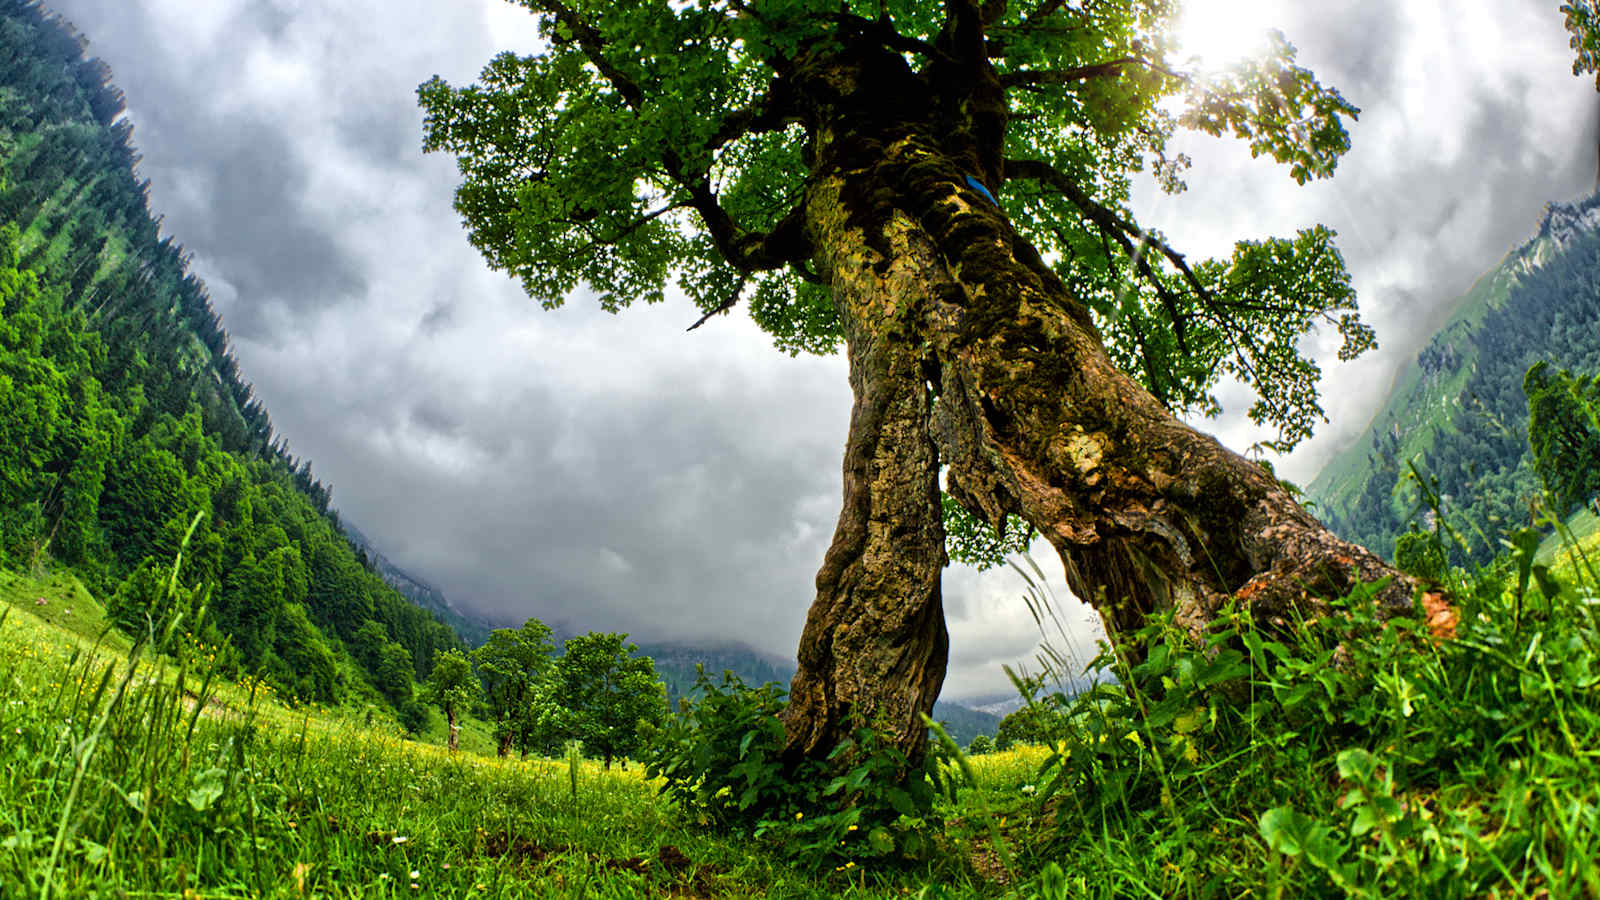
542,632,665,769
472,618,554,757
422,648,478,752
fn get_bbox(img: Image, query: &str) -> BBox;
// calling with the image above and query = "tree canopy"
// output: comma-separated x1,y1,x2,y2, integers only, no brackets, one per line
422,648,480,751
541,632,666,768
472,618,556,757
420,0,1372,453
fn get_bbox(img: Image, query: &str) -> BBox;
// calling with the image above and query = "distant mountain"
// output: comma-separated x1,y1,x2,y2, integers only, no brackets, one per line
637,639,798,701
343,523,494,647
1308,193,1600,562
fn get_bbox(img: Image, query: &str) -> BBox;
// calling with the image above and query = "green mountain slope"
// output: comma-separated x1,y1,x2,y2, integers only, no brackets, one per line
1308,193,1600,561
1,0,466,712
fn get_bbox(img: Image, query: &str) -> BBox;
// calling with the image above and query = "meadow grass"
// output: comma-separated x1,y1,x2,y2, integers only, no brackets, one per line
0,567,1002,898
6,507,1600,899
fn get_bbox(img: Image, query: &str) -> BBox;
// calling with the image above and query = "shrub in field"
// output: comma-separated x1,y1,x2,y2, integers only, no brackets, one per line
994,694,1070,751
643,669,940,869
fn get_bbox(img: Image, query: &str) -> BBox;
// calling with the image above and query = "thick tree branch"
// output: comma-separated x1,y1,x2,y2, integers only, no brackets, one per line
1006,157,1211,302
1020,0,1065,27
982,0,1073,55
540,0,645,109
706,81,796,152
1008,158,1325,432
537,0,812,274
566,202,690,259
938,0,989,67
1006,157,1199,354
832,11,953,64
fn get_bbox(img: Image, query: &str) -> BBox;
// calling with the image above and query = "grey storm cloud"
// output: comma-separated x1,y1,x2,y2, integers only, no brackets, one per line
39,0,1600,700
1139,0,1597,482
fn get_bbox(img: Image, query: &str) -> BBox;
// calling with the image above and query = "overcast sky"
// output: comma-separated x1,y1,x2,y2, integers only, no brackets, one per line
41,0,1597,701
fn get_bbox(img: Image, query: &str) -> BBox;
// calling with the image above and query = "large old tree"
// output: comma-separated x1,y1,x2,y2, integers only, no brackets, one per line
420,0,1423,765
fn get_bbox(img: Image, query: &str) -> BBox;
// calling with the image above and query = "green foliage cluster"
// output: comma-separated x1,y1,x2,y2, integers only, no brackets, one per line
1319,198,1600,565
993,675,1069,752
541,631,667,768
420,648,478,750
1524,360,1600,517
1392,528,1448,582
1566,0,1600,87
643,669,941,870
0,0,464,713
473,619,667,768
472,618,556,757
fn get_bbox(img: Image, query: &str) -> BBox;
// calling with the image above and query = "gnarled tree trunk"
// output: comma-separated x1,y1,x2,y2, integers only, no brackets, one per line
783,38,1428,768
781,201,949,763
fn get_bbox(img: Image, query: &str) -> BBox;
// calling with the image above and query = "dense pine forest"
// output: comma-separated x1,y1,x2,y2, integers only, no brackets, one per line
0,0,463,715
1311,196,1600,565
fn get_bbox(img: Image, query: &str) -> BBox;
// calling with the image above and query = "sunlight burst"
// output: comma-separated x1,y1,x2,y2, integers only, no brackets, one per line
1173,0,1286,70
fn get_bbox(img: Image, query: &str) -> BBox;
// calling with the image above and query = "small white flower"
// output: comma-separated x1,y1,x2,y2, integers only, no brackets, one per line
392,835,408,844
409,870,421,880
1021,784,1037,795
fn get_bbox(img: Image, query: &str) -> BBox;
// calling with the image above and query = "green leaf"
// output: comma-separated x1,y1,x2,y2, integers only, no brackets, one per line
1335,748,1377,783
187,768,227,812
1259,805,1311,856
1172,707,1207,734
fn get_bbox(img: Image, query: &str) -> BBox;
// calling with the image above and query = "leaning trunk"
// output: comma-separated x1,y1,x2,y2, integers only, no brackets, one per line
809,138,1420,644
902,148,1420,642
782,42,1432,767
447,707,460,753
781,201,949,764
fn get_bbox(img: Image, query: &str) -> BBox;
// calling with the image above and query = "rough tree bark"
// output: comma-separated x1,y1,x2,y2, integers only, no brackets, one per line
782,169,950,765
783,36,1431,765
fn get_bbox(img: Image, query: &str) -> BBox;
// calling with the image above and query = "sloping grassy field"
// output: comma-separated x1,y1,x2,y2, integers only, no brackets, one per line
5,545,1600,898
0,567,1034,897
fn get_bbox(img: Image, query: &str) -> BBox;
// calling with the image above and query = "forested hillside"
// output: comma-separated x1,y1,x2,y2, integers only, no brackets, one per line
0,0,462,712
1309,194,1600,563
